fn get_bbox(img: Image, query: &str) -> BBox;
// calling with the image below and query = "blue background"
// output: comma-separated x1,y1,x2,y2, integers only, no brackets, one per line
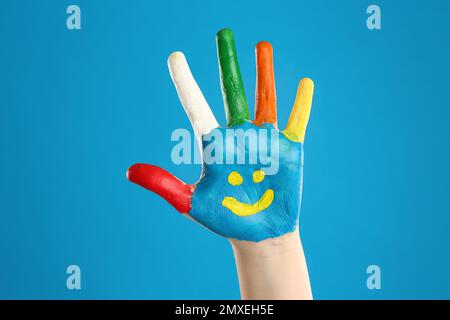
1,0,449,299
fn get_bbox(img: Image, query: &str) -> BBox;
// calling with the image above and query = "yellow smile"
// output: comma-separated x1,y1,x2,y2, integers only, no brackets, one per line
222,189,274,217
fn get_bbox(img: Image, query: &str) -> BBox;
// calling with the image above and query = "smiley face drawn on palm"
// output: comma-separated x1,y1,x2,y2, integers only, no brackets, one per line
192,122,304,241
127,29,314,242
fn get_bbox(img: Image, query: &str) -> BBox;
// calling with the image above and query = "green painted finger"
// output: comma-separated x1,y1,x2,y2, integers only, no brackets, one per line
216,29,250,127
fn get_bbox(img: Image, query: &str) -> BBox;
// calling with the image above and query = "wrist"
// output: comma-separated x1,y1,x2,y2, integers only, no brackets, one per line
229,227,313,300
230,227,303,259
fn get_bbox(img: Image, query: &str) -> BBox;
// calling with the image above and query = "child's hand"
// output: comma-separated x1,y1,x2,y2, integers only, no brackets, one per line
127,29,314,242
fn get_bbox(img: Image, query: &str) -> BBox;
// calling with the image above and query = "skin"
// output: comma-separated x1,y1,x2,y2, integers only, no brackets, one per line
127,28,314,299
231,228,312,300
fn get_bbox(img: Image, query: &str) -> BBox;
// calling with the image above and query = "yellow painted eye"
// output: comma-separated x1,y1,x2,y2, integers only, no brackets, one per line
228,171,243,186
253,170,265,183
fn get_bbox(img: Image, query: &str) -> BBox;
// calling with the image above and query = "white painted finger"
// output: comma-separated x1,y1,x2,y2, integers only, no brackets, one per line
168,52,219,142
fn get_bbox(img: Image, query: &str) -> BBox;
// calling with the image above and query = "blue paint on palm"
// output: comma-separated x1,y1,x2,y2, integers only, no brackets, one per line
191,122,304,242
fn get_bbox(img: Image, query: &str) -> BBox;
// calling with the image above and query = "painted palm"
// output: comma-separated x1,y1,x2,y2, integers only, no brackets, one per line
127,29,314,242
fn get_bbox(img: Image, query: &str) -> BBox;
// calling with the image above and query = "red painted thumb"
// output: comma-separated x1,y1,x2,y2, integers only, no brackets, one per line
127,163,193,214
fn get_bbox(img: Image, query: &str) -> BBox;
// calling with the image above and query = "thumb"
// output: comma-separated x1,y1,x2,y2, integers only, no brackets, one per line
127,164,194,214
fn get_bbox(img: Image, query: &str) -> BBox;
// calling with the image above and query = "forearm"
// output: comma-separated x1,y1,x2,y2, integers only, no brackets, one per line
230,228,312,300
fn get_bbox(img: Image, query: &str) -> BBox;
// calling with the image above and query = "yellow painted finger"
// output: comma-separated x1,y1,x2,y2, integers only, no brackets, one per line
283,78,314,142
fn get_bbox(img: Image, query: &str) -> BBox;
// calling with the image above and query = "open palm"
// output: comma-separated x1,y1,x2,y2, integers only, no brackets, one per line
127,29,314,242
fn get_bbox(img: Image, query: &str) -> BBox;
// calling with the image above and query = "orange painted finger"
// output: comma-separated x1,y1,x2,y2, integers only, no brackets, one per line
254,41,277,126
